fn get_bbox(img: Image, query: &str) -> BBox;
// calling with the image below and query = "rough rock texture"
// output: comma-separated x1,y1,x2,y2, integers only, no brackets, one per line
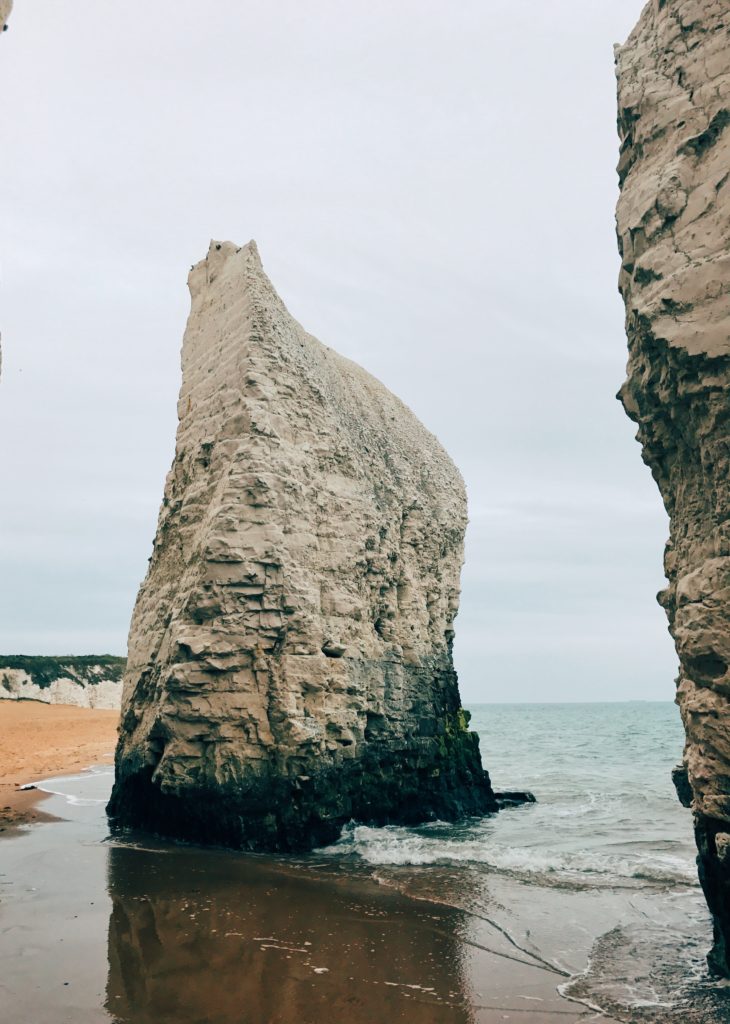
616,0,730,976
108,240,494,851
0,656,125,709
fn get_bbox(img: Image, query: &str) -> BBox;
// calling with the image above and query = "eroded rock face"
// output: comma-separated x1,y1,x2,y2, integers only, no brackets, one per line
616,0,730,975
108,240,494,851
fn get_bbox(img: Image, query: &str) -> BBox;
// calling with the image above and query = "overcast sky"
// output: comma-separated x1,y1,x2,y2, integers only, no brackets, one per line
0,0,676,702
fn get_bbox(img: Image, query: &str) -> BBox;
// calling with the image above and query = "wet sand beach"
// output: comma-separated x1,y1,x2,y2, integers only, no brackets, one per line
1,704,729,1023
0,701,119,830
0,788,612,1024
0,702,605,1024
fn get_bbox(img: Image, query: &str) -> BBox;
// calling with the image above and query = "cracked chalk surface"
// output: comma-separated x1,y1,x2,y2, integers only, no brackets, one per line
616,0,730,980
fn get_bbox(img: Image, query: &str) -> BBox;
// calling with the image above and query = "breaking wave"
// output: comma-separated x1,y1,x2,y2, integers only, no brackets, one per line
322,819,697,889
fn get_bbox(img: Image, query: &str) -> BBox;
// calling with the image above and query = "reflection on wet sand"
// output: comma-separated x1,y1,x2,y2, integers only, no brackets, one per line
0,812,601,1023
105,843,475,1024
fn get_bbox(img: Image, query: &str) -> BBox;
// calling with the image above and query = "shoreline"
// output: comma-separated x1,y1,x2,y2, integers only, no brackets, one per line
0,804,622,1024
0,700,119,832
0,699,720,1021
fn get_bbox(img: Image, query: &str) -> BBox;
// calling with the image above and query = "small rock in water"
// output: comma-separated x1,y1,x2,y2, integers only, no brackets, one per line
671,765,693,809
494,791,536,808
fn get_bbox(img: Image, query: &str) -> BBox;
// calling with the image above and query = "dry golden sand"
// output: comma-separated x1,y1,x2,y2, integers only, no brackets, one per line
0,701,119,831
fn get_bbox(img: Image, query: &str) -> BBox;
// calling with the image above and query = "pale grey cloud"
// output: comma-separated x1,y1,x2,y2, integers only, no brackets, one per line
0,0,675,700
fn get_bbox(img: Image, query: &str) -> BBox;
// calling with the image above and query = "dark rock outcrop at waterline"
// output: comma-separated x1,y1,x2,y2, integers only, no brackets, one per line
494,791,536,809
108,241,496,851
616,0,730,976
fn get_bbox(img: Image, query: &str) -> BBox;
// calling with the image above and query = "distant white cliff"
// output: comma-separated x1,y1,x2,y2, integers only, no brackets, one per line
0,656,125,709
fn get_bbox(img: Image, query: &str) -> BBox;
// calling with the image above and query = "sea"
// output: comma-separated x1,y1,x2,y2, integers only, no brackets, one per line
317,701,729,1020
4,701,730,1023
331,702,696,889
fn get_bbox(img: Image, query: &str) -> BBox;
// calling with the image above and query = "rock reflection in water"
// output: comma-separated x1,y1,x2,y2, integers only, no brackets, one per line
105,842,473,1024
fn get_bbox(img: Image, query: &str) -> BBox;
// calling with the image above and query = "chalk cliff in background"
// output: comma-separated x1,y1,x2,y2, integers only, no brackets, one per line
616,0,730,975
0,656,125,709
108,240,495,851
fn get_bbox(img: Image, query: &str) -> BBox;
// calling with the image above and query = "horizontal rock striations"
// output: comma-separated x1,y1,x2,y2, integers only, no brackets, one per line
0,655,125,709
616,0,730,975
108,240,495,851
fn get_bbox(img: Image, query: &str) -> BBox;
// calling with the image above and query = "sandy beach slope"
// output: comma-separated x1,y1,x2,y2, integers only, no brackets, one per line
0,701,119,830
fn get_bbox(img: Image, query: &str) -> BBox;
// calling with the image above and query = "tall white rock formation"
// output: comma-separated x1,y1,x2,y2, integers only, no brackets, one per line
109,241,495,851
616,0,730,975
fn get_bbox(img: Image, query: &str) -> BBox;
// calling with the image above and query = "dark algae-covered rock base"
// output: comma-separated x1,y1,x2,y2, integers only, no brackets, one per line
616,0,730,976
108,241,496,852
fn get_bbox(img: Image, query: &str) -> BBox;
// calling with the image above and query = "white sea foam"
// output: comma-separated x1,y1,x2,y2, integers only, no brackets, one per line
322,821,697,888
34,765,114,807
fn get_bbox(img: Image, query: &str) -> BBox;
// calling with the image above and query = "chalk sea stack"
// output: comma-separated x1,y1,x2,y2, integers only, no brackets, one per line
108,241,495,851
616,0,730,975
